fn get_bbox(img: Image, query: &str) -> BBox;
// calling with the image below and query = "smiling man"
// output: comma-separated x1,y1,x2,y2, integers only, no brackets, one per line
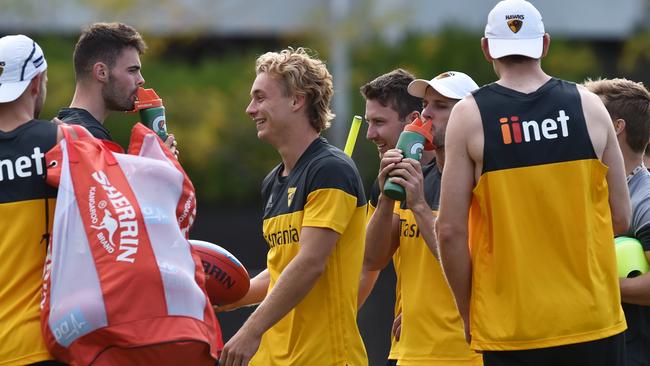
219,47,368,366
364,70,481,366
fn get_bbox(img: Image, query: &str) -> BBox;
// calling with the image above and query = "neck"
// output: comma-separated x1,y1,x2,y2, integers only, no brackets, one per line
275,124,320,176
69,83,109,124
434,148,445,172
496,60,551,93
0,100,34,132
622,145,643,176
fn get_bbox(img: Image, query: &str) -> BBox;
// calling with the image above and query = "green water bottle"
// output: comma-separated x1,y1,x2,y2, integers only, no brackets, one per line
383,117,433,201
133,87,168,140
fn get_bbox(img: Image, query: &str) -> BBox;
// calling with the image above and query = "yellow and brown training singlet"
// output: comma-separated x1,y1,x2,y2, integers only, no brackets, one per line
1,120,57,365
469,79,626,351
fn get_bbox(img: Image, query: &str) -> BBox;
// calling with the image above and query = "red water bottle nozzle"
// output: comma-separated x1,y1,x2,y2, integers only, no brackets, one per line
132,87,163,112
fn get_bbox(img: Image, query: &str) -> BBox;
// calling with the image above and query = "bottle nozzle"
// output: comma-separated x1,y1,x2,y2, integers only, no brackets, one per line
132,87,163,112
404,117,436,150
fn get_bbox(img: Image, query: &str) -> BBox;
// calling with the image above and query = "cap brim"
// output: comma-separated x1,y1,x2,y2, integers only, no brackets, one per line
0,80,30,103
487,37,543,59
408,79,465,100
407,79,430,98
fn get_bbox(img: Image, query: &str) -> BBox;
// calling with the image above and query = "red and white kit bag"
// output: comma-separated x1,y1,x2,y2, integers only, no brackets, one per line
41,124,222,365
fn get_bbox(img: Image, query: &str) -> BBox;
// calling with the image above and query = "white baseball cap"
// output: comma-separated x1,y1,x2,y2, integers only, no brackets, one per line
484,0,545,59
407,71,479,100
0,35,48,103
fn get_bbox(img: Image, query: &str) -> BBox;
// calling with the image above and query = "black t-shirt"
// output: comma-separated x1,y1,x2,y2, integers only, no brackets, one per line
57,108,112,141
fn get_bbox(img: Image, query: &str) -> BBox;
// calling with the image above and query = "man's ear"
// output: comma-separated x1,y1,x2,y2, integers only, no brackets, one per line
93,62,109,83
541,33,551,58
613,118,626,135
28,73,43,95
408,110,420,123
481,37,493,63
291,94,306,111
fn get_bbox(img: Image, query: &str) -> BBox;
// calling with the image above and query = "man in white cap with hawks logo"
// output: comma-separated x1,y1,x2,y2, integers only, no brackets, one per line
365,70,483,365
0,34,65,365
437,0,631,365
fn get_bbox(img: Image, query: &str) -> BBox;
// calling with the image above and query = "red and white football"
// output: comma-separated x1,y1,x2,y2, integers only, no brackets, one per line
189,239,250,306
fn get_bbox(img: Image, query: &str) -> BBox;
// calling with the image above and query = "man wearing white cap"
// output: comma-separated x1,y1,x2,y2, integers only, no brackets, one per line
0,35,64,365
366,71,482,365
437,0,631,365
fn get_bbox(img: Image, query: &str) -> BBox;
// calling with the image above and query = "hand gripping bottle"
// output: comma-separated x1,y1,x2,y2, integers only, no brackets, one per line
133,87,168,140
383,117,434,201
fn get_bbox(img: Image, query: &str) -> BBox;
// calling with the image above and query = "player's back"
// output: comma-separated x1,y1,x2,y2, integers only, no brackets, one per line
467,78,626,350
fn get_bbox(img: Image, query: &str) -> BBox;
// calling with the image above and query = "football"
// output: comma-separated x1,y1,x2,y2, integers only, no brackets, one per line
189,239,250,306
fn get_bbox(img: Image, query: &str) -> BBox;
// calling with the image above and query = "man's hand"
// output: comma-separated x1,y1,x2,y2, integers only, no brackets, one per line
378,149,404,190
164,134,179,159
387,158,426,211
219,325,263,366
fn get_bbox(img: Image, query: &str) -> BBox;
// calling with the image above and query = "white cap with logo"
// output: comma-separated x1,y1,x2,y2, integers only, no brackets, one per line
484,0,545,59
0,34,48,103
407,71,479,100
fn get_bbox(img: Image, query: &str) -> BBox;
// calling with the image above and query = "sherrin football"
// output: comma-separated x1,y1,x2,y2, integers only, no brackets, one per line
189,239,250,306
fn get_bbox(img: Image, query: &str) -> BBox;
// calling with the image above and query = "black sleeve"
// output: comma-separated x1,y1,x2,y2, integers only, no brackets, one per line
636,224,650,252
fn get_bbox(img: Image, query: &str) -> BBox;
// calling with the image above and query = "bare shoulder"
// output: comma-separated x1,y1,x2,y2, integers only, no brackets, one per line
448,95,483,167
450,95,480,121
576,84,611,158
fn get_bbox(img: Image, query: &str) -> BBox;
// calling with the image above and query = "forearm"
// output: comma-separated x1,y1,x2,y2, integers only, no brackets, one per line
358,268,380,309
215,269,269,312
238,254,325,336
620,273,650,306
365,195,397,270
438,229,472,322
411,202,438,260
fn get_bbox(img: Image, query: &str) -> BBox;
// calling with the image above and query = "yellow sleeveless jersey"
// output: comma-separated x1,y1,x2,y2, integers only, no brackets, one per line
395,161,481,365
469,79,626,350
0,120,58,365
252,138,368,366
368,181,402,361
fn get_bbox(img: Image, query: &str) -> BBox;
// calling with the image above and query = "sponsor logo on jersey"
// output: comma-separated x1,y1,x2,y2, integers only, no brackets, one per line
0,146,45,182
265,224,300,248
499,110,570,145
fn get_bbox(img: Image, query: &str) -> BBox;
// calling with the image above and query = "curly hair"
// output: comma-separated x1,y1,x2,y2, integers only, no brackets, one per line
255,47,334,132
73,22,147,80
584,78,650,153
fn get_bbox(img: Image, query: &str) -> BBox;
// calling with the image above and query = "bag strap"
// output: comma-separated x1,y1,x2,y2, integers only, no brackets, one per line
60,124,118,165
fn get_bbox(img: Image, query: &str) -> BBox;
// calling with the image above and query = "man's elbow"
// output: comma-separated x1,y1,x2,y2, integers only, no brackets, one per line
436,219,464,253
363,253,388,272
612,213,630,236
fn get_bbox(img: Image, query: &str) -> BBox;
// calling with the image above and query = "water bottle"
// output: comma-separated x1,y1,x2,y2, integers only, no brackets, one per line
383,117,433,201
133,87,168,140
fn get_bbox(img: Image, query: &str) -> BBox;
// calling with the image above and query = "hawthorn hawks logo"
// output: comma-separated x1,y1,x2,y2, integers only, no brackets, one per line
287,187,296,207
508,19,523,33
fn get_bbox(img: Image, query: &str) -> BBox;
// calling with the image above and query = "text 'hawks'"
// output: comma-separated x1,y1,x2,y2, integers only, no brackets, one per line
91,171,140,263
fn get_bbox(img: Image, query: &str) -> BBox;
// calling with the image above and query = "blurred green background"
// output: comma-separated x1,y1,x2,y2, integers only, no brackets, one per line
18,5,650,361
36,29,650,206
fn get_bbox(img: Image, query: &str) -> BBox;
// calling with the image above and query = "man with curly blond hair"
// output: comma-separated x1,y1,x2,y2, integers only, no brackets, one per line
219,47,368,366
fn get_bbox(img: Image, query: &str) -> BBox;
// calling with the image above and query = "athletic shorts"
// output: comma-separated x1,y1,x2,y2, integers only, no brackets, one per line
482,333,626,366
386,359,397,366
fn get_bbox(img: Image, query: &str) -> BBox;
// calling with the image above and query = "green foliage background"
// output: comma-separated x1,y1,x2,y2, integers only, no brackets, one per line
35,30,648,206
